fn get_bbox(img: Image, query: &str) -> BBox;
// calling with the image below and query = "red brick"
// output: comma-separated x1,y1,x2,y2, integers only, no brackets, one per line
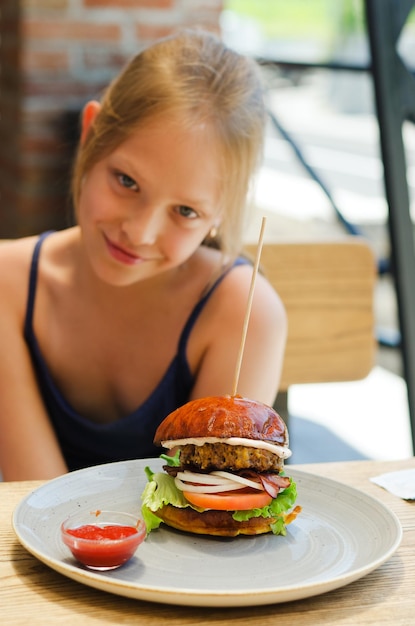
83,49,129,71
23,79,109,99
0,16,20,32
83,0,174,7
135,23,175,42
5,195,69,235
0,96,20,120
181,20,221,35
22,50,69,72
23,0,70,9
20,136,67,157
23,20,121,41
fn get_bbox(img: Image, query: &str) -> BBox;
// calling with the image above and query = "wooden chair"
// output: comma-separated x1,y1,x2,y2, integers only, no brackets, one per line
244,237,377,421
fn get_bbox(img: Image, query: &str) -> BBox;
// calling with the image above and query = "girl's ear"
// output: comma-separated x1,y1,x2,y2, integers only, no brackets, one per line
80,100,101,144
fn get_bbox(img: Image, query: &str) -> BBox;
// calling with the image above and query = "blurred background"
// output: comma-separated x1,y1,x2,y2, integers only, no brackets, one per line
221,1,415,463
1,0,414,463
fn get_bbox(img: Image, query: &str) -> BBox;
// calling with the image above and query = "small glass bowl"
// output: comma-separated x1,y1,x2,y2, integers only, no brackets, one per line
61,509,146,571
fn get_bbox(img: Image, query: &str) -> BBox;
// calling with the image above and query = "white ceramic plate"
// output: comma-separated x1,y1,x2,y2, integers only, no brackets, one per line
12,459,402,608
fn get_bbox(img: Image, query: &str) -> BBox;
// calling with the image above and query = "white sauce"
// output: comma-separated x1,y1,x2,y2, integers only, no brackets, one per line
160,436,292,459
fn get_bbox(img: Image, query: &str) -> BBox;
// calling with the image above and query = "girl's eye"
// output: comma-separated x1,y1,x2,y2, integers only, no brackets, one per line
177,205,198,220
117,172,138,191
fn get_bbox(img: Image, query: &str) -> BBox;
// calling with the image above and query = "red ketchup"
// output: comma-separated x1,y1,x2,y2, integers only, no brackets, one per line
62,521,146,570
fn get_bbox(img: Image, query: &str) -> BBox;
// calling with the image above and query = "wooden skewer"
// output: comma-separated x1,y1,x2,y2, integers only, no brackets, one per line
231,216,267,397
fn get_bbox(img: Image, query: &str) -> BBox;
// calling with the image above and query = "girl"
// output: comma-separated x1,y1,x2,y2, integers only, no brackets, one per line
0,29,287,480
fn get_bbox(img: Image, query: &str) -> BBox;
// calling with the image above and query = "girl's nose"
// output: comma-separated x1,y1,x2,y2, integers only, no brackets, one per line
121,205,162,246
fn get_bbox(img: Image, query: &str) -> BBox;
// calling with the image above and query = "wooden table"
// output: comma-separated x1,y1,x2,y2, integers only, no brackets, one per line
2,458,414,625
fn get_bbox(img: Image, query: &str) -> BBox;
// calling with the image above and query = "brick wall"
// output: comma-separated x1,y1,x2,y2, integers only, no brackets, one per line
0,0,224,237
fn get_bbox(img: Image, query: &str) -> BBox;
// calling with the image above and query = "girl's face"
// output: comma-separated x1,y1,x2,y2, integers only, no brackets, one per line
77,113,223,287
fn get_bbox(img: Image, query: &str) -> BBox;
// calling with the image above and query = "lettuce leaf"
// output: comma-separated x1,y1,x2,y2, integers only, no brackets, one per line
141,469,191,533
142,470,189,510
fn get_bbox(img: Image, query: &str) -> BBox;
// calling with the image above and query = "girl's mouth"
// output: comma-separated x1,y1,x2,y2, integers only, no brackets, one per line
104,236,144,266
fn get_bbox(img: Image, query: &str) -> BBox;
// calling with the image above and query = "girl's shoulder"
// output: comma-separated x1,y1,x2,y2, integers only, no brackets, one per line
195,246,285,327
0,234,38,256
0,230,74,315
0,235,41,327
0,235,39,286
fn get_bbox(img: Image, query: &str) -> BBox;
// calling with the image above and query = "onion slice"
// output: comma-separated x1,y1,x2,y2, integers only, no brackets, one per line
175,471,231,485
211,471,263,491
174,478,244,493
174,470,266,494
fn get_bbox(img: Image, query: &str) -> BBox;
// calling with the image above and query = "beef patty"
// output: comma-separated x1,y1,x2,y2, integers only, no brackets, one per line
178,442,284,473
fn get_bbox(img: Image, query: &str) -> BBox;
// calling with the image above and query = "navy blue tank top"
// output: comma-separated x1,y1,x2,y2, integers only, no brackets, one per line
24,232,249,471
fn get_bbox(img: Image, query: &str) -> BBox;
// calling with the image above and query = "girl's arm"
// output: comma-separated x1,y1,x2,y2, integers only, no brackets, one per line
189,265,287,406
0,245,67,481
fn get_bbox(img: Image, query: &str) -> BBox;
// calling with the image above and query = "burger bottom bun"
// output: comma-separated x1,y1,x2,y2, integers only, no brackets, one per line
154,504,277,537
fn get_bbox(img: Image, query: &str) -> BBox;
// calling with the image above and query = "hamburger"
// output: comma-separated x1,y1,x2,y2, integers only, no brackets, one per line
141,395,301,537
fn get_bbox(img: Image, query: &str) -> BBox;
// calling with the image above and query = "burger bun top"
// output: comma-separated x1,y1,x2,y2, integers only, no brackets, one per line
154,395,288,446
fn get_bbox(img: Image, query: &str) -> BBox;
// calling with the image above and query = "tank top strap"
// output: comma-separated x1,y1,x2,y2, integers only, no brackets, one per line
177,256,250,354
24,231,55,337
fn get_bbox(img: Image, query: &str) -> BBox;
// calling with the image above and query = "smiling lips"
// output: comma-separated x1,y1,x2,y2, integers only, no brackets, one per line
105,236,145,266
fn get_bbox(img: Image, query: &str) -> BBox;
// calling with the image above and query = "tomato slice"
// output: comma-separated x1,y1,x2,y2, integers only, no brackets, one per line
183,487,273,511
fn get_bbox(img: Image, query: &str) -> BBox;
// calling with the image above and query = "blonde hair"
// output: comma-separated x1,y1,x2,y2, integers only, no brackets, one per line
71,29,266,259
